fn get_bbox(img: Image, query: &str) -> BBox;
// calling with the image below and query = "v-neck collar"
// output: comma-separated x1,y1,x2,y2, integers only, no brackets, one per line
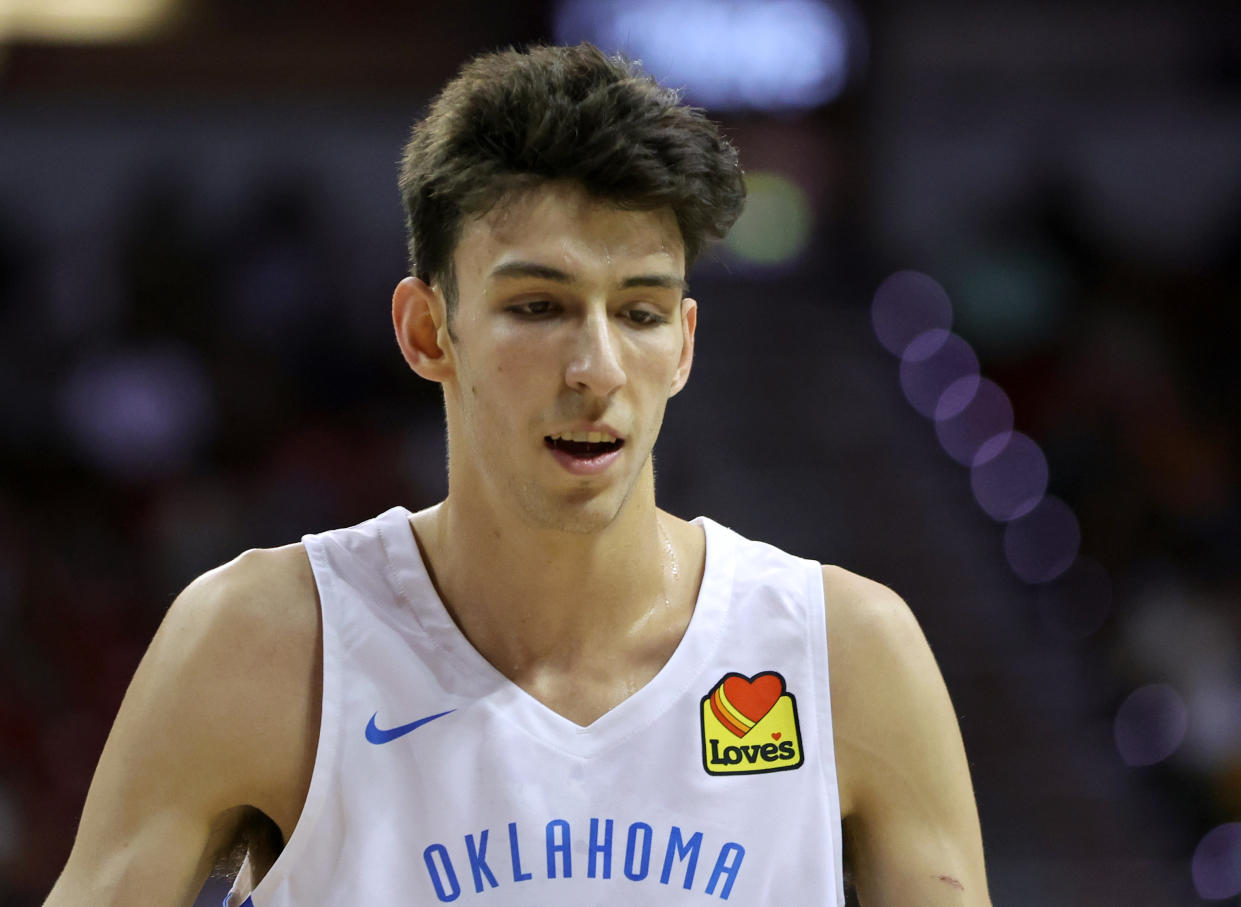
378,506,735,759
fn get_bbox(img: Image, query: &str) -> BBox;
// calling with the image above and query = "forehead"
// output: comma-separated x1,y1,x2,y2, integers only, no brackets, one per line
454,182,685,283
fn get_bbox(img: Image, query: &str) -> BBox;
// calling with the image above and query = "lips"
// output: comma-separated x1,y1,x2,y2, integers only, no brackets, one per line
544,429,626,475
544,429,625,458
546,429,625,456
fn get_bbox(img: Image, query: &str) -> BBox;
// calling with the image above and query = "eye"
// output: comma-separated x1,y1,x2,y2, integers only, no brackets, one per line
506,299,558,317
624,308,668,326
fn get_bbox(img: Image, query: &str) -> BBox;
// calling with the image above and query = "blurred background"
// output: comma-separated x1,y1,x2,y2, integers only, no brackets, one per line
1,0,1239,904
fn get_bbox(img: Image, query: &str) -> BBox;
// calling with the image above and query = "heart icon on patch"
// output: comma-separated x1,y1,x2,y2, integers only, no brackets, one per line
700,669,804,776
709,672,785,738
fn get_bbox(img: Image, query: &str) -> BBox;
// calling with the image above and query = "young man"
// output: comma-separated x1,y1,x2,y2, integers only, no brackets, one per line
45,44,990,905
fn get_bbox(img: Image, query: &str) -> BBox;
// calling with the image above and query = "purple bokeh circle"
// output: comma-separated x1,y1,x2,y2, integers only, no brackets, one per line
935,378,1014,467
58,345,216,480
899,331,980,419
934,373,981,421
1193,823,1241,900
1003,496,1081,584
871,271,953,357
1113,683,1188,768
969,432,1049,521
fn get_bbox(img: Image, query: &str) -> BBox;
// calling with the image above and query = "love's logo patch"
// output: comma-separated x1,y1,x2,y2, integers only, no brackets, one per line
700,671,804,776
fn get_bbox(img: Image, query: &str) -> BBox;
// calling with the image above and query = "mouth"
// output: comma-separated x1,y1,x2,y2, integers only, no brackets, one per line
544,431,626,459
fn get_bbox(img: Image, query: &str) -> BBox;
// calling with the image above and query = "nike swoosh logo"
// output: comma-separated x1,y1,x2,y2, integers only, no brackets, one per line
365,709,456,744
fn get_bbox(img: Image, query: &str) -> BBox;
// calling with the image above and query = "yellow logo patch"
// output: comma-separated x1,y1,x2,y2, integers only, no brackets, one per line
700,671,803,776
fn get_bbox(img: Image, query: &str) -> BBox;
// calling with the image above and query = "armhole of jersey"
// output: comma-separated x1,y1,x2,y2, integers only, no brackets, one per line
231,536,344,905
808,560,848,907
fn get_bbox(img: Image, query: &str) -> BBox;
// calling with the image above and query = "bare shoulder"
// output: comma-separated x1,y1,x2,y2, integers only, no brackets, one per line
820,565,990,903
818,565,947,814
45,543,321,905
176,542,319,688
820,564,919,646
115,541,322,827
820,565,931,703
185,541,316,623
161,542,322,830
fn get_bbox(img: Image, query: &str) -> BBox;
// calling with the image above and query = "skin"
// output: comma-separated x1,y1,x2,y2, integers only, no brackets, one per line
44,180,990,905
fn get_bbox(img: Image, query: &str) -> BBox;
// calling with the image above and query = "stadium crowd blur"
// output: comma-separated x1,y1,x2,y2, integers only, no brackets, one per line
1,1,1239,904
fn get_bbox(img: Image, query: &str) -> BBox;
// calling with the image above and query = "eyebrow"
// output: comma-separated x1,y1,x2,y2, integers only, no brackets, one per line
489,261,688,294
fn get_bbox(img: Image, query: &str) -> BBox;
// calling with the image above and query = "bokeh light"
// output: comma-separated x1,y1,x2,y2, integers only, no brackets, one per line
1114,683,1189,768
1184,682,1241,768
725,171,813,266
898,329,980,419
1192,823,1241,900
969,432,1048,521
1002,495,1080,584
933,372,979,421
57,345,216,480
934,377,1013,466
0,0,178,42
554,0,864,111
1036,556,1113,640
871,270,952,357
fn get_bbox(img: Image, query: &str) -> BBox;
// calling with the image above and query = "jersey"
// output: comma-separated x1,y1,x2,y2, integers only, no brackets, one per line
230,506,846,905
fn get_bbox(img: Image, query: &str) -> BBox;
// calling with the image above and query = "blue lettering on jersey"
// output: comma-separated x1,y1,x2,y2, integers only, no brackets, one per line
661,825,703,889
588,817,613,879
705,842,746,899
423,843,461,902
507,821,532,882
465,830,498,892
624,822,653,881
545,818,572,878
423,818,745,900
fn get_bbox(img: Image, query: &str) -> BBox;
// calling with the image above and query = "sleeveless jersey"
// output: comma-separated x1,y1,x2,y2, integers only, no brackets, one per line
232,506,846,906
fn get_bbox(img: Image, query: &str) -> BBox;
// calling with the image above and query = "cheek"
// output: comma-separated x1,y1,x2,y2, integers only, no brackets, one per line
471,343,545,417
630,336,683,388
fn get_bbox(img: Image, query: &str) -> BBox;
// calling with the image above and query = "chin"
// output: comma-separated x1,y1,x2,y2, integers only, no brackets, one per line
518,488,629,535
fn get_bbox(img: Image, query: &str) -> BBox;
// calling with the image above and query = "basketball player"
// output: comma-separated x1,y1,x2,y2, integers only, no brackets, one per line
45,44,990,905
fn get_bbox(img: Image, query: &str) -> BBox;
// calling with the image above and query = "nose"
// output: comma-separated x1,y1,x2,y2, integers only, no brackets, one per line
564,311,626,398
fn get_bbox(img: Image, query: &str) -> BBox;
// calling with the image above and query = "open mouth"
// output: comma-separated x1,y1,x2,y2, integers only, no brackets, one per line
545,432,625,458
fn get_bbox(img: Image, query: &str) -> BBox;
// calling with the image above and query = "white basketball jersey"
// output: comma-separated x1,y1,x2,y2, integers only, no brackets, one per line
233,506,846,905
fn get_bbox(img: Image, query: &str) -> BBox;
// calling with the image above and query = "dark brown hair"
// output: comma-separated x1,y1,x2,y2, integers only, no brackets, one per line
398,43,746,312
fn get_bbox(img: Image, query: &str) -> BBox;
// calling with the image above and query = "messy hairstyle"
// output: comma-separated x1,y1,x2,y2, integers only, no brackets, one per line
398,42,746,312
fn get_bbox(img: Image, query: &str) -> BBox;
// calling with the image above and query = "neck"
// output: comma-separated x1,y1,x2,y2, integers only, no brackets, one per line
413,465,684,678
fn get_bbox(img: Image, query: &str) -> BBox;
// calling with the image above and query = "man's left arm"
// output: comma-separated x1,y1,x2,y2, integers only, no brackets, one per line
823,566,991,905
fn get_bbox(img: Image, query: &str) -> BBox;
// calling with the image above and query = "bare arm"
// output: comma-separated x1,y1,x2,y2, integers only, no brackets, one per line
825,566,991,906
44,545,320,907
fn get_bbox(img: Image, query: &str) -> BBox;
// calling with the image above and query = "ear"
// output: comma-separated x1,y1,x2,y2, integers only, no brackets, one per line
669,297,697,397
393,276,454,383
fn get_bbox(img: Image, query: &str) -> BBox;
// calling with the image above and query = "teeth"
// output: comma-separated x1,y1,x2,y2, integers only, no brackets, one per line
549,431,618,443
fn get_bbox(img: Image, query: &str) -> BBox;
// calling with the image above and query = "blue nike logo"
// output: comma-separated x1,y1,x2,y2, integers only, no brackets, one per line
365,709,456,744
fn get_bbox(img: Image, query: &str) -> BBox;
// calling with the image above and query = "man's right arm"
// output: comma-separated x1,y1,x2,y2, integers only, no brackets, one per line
43,544,321,907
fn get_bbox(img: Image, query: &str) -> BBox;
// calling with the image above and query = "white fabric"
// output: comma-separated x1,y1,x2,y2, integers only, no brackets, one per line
238,506,846,905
